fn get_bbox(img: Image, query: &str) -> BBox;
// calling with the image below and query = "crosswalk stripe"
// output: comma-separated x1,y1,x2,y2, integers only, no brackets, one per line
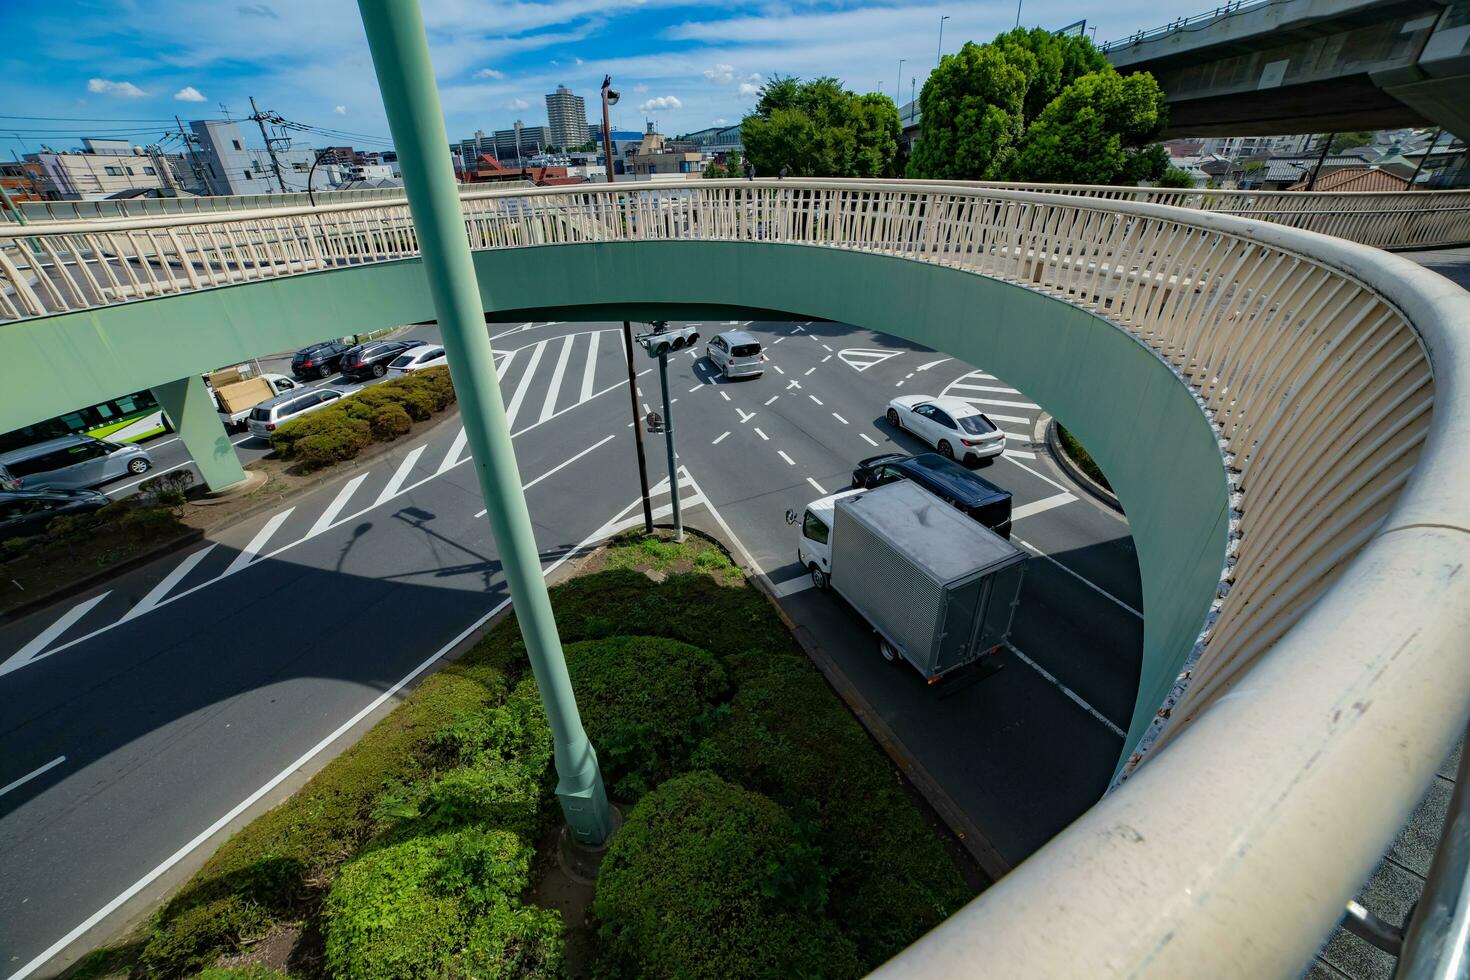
975,410,1031,425
580,330,600,402
375,446,426,507
503,339,547,429
119,545,217,623
1011,492,1077,521
958,396,1040,410
222,509,295,578
309,473,370,538
0,592,112,677
438,427,468,475
539,334,576,424
1004,448,1038,460
949,382,1020,394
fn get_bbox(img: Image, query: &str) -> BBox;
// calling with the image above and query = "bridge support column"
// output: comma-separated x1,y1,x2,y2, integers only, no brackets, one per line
150,375,246,493
357,0,612,844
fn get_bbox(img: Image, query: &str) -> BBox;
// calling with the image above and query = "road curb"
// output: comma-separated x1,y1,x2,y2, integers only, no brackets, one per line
1041,415,1123,513
1,528,206,623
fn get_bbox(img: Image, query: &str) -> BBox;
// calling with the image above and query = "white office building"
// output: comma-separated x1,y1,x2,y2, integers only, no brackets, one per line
189,120,319,196
545,85,590,149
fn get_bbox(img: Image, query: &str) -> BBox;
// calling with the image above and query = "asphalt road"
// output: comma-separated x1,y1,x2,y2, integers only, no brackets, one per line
0,317,1141,977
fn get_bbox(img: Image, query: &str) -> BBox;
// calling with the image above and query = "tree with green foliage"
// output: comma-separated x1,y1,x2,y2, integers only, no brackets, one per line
740,76,901,177
1157,166,1197,188
1328,130,1377,154
909,27,1167,185
702,151,742,179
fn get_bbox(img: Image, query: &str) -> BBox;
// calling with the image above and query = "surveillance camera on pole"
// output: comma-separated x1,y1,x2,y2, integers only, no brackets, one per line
634,321,697,542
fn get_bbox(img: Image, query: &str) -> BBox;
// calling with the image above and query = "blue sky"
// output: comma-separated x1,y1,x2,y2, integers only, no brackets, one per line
0,0,1170,157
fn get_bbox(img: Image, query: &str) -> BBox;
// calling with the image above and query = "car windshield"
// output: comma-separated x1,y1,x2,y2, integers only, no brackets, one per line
390,354,414,367
955,413,996,435
731,343,761,358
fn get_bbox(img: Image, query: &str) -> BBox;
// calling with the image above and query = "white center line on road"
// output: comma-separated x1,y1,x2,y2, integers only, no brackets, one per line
221,509,296,578
859,433,879,447
580,330,600,403
764,395,779,406
806,477,828,494
688,385,702,394
1010,492,1077,522
821,354,832,363
308,473,370,539
539,334,576,424
809,395,824,406
0,756,66,799
374,446,427,507
712,431,731,445
778,450,795,465
832,413,849,425
502,339,547,429
1007,642,1127,739
1013,535,1143,618
754,427,769,441
437,427,468,474
475,434,619,515
772,364,785,375
119,545,218,624
773,336,785,344
719,391,731,402
822,343,833,352
0,593,111,678
790,325,804,334
737,409,755,424
804,367,816,376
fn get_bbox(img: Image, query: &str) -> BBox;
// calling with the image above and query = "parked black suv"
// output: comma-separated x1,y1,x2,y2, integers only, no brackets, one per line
0,488,109,537
850,452,1013,538
339,340,425,381
291,341,354,379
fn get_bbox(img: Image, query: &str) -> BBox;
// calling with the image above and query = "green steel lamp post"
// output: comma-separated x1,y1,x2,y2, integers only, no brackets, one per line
355,0,613,844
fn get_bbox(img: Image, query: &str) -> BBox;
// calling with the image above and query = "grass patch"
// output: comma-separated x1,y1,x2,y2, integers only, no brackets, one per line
94,533,972,978
1057,424,1112,491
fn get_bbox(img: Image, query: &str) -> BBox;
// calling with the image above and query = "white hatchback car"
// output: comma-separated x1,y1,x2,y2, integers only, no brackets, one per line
388,345,447,376
886,394,1006,464
705,330,766,379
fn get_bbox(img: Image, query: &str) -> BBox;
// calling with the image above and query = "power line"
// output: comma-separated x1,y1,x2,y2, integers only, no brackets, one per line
0,113,180,123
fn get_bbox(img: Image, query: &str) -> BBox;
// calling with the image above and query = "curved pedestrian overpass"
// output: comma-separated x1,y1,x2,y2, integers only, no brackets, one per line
2,180,1468,977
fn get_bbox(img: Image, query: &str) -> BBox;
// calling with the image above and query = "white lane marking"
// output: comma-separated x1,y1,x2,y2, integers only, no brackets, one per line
580,330,600,403
772,364,785,375
809,395,823,406
489,320,532,339
916,358,951,371
972,410,1031,425
687,385,702,394
437,427,468,474
1004,455,1072,494
0,593,111,678
719,391,731,402
108,459,196,495
374,446,427,507
790,325,804,333
764,395,779,406
950,382,1021,394
806,477,827,494
804,367,816,376
737,409,755,424
859,433,879,447
772,336,785,344
119,546,218,623
831,413,849,425
1007,642,1127,739
822,343,833,352
1000,430,1031,442
473,433,618,516
1010,492,1077,522
958,396,1040,410
0,756,66,799
539,334,576,424
838,348,900,372
503,339,547,429
895,379,906,387
712,431,731,445
222,509,296,578
778,450,795,465
754,427,769,441
1004,448,1038,460
821,354,832,363
1013,535,1143,618
308,473,370,539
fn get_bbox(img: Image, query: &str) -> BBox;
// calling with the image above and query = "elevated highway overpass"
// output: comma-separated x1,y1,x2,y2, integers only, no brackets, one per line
1,179,1469,976
1103,0,1470,138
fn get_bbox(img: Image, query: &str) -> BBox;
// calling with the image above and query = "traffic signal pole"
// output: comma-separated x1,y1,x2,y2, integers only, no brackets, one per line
657,350,683,542
356,0,612,845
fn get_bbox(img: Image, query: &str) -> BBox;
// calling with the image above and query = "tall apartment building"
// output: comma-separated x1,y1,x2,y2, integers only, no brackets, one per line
493,122,552,164
545,85,590,149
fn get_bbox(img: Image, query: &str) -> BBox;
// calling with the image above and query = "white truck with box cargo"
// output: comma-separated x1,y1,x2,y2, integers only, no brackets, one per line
210,372,300,431
787,480,1027,681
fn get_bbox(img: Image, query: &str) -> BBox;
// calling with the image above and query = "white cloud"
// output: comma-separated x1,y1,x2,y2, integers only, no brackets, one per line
746,72,763,83
506,98,530,111
173,85,206,102
474,67,505,79
87,78,146,98
334,105,347,114
713,118,729,125
704,63,735,83
633,83,649,94
639,95,682,112
738,82,760,97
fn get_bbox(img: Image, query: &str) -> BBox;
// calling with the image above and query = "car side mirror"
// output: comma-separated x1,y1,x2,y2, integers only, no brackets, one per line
784,508,799,525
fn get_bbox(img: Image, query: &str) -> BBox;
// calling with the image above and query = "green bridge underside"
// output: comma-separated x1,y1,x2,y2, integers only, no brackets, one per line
2,241,1229,761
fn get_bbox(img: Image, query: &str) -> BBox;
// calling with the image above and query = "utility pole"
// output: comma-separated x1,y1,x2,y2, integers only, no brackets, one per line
895,59,905,109
658,342,682,542
603,72,653,535
1407,128,1441,189
938,15,949,67
248,96,289,193
1307,132,1334,190
175,116,209,194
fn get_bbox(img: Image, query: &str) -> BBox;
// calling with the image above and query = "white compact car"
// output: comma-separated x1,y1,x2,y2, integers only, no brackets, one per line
886,394,1005,464
705,330,766,379
388,345,447,376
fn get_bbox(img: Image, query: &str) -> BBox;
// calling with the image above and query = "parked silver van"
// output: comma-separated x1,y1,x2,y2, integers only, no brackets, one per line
246,387,345,440
0,435,152,490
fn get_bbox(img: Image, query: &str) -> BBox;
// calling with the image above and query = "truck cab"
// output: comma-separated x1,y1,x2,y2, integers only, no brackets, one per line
790,489,861,591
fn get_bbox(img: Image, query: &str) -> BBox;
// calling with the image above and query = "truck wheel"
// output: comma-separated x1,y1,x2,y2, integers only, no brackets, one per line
879,637,900,664
810,565,829,590
886,408,901,428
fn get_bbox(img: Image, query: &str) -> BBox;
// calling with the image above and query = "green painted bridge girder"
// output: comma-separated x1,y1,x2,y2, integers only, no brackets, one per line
0,241,1230,762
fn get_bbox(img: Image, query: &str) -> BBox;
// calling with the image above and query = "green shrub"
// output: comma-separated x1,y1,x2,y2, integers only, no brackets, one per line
369,403,413,441
139,894,272,976
119,505,183,535
563,635,729,798
428,676,551,775
198,967,291,980
412,366,456,411
322,827,561,980
594,771,858,979
1057,424,1111,490
292,418,372,469
2,536,30,558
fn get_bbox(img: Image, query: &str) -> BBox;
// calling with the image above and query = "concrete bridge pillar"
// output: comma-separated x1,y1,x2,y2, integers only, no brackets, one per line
150,375,246,493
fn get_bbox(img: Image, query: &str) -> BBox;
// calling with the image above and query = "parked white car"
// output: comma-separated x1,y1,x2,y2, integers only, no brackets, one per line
704,330,766,379
886,394,1005,464
387,345,447,376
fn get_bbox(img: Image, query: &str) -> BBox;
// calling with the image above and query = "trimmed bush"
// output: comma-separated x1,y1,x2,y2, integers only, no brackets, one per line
369,403,412,441
563,635,729,798
594,771,859,979
322,827,561,980
292,417,372,470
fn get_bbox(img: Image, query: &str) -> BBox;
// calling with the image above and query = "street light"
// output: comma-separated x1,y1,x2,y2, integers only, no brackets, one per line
602,74,654,536
937,15,950,67
895,59,905,108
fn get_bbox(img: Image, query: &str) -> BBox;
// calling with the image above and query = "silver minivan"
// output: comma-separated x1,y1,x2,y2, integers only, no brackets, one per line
0,435,152,490
246,387,344,440
705,330,766,379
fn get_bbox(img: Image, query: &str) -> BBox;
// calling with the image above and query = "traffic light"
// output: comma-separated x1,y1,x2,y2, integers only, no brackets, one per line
636,323,700,357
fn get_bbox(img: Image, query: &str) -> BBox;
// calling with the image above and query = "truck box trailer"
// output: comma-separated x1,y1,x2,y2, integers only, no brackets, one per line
808,480,1026,680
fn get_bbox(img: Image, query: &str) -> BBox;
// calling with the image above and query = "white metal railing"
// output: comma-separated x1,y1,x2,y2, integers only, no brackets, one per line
1,179,1468,976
